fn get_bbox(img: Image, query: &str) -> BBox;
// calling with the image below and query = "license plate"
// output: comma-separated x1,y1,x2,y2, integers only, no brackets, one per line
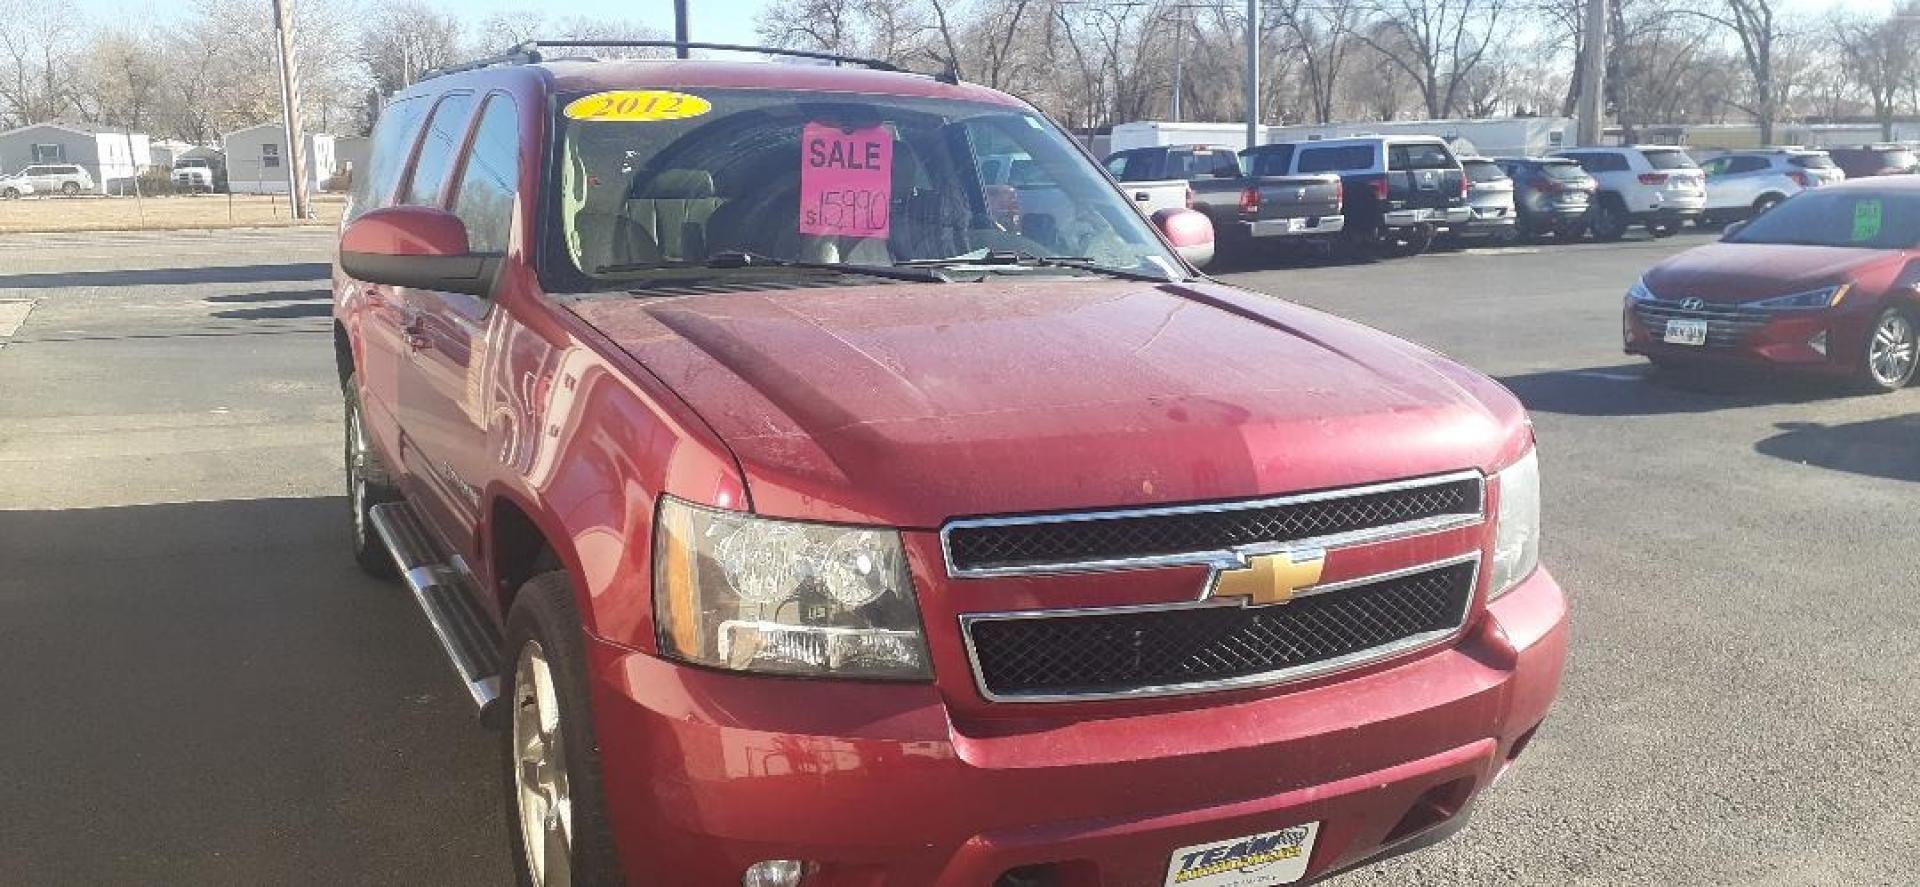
1664,319,1708,346
1165,823,1319,887
1285,218,1305,232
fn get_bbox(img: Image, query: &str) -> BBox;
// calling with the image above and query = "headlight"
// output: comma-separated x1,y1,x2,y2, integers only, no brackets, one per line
1626,279,1656,302
1748,284,1849,311
653,497,930,680
1488,449,1541,600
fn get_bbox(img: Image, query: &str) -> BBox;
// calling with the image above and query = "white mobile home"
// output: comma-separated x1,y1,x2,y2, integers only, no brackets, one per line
0,121,151,193
1267,118,1576,159
1107,121,1275,154
222,123,336,194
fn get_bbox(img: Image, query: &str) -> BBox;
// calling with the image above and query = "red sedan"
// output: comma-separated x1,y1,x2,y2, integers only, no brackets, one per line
1624,176,1920,391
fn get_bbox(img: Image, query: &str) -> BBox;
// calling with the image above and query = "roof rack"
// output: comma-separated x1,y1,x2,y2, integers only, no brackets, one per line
419,40,912,82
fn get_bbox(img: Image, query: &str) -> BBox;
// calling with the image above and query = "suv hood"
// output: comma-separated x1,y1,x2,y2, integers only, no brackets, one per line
567,278,1527,527
1645,242,1900,303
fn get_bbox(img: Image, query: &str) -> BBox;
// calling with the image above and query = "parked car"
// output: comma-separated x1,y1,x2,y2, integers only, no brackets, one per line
1494,156,1595,241
171,157,217,193
1825,144,1920,179
0,174,34,199
7,163,95,196
334,43,1566,886
1449,156,1517,243
1624,177,1919,391
1552,146,1704,240
1106,143,1344,257
1268,135,1469,256
1697,148,1844,226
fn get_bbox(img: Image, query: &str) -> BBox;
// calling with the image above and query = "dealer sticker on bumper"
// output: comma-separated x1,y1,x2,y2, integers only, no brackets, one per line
1164,823,1319,887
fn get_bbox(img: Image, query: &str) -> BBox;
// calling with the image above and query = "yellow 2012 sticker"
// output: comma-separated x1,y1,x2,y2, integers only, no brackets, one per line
563,90,711,122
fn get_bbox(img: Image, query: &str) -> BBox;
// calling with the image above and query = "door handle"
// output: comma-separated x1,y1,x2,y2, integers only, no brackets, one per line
1133,191,1151,201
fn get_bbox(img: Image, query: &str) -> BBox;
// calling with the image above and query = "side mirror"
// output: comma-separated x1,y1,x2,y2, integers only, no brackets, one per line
1722,220,1748,240
1152,207,1215,270
339,205,498,298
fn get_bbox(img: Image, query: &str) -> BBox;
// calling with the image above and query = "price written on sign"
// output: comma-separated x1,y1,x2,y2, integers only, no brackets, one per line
799,122,892,239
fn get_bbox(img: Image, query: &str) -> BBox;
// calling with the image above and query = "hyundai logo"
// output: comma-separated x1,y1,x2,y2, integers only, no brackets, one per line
1680,297,1705,311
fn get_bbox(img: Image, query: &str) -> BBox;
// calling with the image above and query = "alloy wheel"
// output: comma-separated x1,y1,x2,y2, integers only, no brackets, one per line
347,404,371,545
513,641,574,887
1867,312,1917,388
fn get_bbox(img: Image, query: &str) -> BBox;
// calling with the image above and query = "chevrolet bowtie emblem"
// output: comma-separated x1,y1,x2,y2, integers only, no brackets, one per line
1208,547,1327,606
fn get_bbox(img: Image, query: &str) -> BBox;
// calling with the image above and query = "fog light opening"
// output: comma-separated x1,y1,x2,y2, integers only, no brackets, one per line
1808,330,1829,357
742,859,813,887
1385,776,1475,845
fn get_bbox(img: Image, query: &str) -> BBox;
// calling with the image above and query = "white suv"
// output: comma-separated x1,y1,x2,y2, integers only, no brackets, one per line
1551,146,1705,240
10,164,95,196
1698,149,1845,225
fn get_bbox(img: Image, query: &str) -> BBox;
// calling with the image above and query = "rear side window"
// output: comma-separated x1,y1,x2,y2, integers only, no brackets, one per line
1243,145,1294,177
353,96,429,218
1642,150,1696,170
1389,143,1455,171
1726,156,1769,174
1166,148,1238,180
1297,145,1374,173
401,92,477,206
450,95,521,255
1462,160,1505,183
1790,153,1836,170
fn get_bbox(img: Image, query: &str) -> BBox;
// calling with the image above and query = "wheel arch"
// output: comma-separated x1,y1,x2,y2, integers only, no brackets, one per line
1752,192,1787,211
332,321,355,391
484,487,589,627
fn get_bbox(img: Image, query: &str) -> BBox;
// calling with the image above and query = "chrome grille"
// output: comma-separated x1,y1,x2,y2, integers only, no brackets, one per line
1633,298,1771,348
963,557,1478,701
942,473,1482,576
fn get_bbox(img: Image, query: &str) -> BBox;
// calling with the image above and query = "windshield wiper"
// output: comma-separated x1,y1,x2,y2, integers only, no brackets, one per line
596,250,950,283
897,250,1177,283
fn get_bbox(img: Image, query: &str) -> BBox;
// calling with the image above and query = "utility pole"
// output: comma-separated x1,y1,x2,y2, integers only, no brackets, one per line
674,0,690,57
1576,0,1607,146
271,0,309,220
1171,9,1183,122
1245,0,1260,150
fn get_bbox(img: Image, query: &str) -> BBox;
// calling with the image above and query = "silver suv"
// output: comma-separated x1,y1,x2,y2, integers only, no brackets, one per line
1551,146,1705,240
1698,149,1845,225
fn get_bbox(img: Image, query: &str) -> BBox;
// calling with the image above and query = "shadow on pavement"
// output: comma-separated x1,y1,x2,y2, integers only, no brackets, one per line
204,288,330,304
212,303,333,320
1498,363,1848,417
0,262,330,290
1754,414,1920,483
0,496,507,884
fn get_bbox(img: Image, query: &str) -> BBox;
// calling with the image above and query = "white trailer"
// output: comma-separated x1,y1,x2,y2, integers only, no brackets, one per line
1107,121,1274,154
1266,118,1576,159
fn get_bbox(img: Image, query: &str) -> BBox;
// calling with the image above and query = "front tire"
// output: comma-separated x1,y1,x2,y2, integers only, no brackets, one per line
344,376,400,578
60,181,80,196
1,187,17,199
504,571,624,887
1858,307,1918,393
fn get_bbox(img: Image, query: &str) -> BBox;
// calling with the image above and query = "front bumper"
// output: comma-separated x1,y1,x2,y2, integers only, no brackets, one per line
1623,303,1865,374
586,567,1569,885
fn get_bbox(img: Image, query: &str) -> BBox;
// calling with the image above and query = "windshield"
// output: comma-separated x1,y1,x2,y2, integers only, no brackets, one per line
546,88,1181,291
1728,189,1920,250
1463,160,1505,183
1643,149,1697,170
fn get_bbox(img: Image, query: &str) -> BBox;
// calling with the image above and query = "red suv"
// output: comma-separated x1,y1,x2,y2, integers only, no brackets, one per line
332,41,1567,886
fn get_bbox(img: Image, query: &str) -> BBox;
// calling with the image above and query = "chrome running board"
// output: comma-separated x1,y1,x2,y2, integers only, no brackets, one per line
369,502,504,723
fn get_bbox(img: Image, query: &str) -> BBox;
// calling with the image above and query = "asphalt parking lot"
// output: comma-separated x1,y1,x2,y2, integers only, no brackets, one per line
3,228,1916,885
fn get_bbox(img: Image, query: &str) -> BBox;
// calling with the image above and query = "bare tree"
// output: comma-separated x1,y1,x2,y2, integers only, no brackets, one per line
0,0,84,125
1831,6,1914,140
1694,0,1782,143
1271,0,1362,124
1353,0,1508,119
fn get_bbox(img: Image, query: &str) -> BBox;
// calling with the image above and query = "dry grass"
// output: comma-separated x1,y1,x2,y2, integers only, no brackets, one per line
0,194,347,234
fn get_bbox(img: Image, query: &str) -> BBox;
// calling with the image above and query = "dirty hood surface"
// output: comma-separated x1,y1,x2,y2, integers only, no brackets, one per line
566,277,1524,527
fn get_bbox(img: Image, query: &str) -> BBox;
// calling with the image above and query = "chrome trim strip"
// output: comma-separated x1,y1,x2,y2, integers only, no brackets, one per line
958,552,1481,704
940,470,1484,578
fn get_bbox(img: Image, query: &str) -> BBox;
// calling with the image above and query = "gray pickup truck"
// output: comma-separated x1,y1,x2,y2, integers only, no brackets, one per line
1104,145,1345,256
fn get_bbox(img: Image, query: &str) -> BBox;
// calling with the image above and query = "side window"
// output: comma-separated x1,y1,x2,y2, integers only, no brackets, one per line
1732,156,1769,174
449,95,521,255
1297,146,1373,174
1103,154,1128,179
1700,157,1727,176
1601,154,1629,172
401,92,477,206
1208,151,1240,177
353,96,430,218
1118,152,1153,182
262,144,280,168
